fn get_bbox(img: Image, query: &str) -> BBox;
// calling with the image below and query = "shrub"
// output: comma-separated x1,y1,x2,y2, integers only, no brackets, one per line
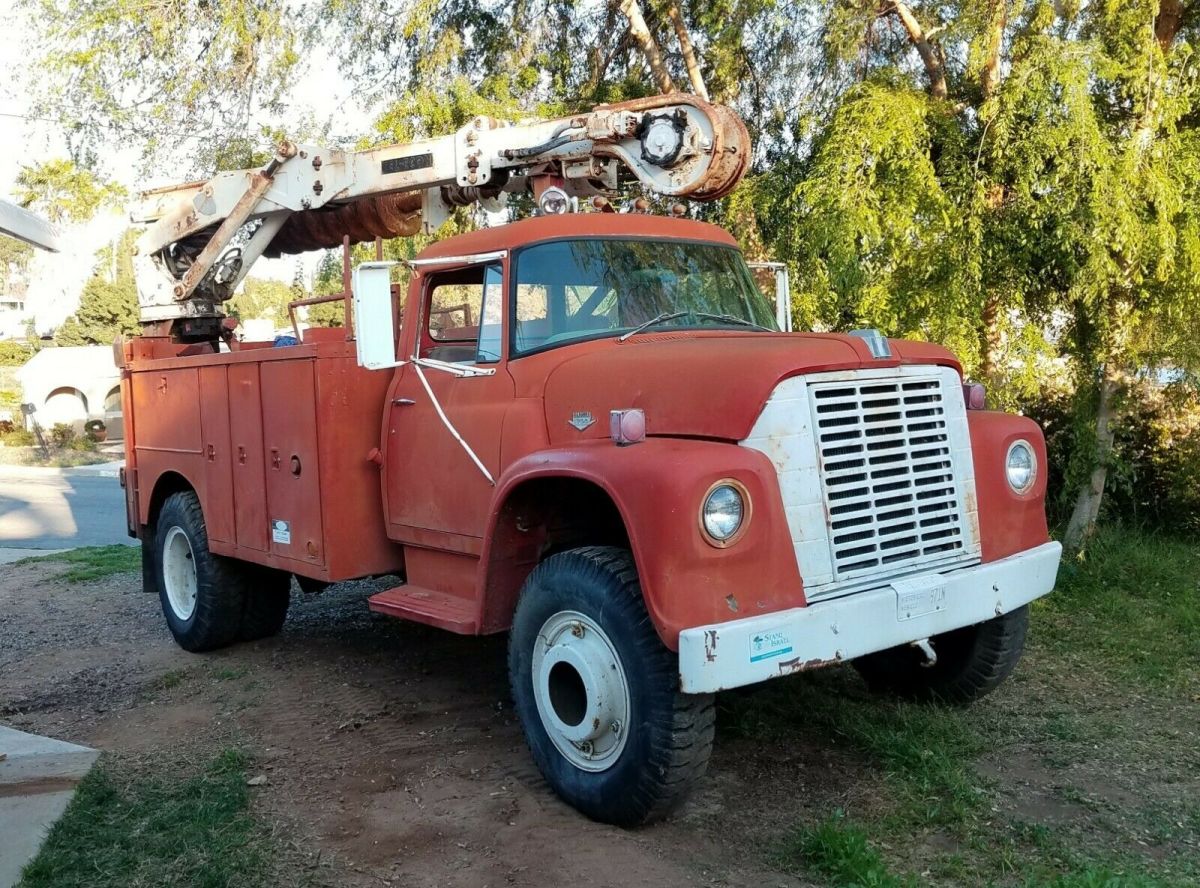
48,423,76,448
0,341,33,366
1027,379,1200,536
1,428,35,446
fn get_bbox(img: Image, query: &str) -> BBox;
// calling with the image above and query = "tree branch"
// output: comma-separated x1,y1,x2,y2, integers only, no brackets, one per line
980,0,1006,100
881,1,948,99
619,0,676,94
666,2,709,100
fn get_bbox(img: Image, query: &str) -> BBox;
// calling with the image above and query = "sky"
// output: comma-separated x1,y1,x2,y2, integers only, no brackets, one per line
0,8,373,295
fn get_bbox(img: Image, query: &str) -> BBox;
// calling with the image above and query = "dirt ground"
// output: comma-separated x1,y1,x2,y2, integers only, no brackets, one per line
0,560,826,888
3,558,1196,887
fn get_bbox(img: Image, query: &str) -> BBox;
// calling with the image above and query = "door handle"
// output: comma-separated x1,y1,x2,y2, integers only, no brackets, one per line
392,398,416,406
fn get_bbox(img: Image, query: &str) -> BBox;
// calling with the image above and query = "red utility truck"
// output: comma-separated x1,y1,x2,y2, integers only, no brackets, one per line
120,95,1061,825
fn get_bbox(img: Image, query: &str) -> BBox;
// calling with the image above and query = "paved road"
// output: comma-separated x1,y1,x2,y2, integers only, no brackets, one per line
0,464,134,550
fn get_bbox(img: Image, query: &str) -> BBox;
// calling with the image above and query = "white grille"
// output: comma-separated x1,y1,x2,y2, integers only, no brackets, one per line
810,374,969,581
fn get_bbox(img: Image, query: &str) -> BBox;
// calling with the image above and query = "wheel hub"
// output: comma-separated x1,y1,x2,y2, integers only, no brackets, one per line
162,525,198,621
532,611,630,772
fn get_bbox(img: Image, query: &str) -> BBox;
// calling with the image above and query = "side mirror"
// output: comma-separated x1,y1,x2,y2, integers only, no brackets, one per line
352,261,403,370
747,260,791,332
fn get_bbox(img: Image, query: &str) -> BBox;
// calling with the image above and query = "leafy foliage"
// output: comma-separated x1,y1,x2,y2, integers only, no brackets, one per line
0,341,34,367
54,230,140,346
15,159,126,223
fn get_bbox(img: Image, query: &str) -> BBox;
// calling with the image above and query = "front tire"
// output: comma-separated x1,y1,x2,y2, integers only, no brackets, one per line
853,605,1030,705
508,546,714,826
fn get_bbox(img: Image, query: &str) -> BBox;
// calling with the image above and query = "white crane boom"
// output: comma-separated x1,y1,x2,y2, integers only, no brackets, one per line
130,94,750,340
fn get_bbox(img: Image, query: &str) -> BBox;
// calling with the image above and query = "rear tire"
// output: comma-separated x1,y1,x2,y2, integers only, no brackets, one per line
154,490,290,650
853,605,1029,705
239,568,291,641
508,546,714,826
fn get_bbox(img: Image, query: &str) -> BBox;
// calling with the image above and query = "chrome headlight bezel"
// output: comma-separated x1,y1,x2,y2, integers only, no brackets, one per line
1005,439,1037,495
699,480,751,547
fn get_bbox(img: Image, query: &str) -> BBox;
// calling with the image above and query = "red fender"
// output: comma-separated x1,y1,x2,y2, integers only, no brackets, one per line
478,437,804,649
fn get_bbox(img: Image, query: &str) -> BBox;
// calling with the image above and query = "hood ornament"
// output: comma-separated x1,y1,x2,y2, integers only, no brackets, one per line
569,411,596,431
849,328,892,359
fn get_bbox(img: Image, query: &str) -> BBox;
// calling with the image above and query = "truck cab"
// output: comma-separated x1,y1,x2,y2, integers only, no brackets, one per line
122,209,1060,827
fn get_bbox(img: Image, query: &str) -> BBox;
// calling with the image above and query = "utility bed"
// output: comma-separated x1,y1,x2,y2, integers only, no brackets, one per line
120,329,404,582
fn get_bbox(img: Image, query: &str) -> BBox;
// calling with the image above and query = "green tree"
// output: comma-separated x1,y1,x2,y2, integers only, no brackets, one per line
54,230,140,345
226,277,295,326
16,159,126,224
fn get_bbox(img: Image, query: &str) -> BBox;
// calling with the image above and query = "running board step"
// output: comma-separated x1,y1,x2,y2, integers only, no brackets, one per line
367,585,478,634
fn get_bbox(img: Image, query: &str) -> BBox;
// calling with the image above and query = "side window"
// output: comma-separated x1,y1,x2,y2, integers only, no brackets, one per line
422,264,503,364
429,278,482,341
476,265,503,362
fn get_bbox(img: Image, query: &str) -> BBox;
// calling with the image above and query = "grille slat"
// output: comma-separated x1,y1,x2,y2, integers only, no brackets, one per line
810,375,971,583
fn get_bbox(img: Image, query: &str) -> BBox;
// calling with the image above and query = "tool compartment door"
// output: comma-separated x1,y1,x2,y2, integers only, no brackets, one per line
228,363,269,552
261,358,324,565
198,366,234,544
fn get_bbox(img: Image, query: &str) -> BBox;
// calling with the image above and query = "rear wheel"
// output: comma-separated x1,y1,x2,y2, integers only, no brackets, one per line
154,491,290,651
853,606,1030,705
508,546,714,826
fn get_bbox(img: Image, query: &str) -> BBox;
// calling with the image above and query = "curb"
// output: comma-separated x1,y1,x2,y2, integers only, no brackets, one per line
0,726,100,887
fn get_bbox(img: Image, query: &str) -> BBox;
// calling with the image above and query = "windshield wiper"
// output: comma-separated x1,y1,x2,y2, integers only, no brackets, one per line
617,311,689,341
691,312,772,331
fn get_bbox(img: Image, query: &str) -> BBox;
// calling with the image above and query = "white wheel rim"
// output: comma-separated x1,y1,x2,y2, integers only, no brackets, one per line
531,610,631,773
162,525,198,621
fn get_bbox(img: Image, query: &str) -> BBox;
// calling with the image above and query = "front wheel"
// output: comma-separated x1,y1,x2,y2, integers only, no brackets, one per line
853,605,1030,705
508,547,714,826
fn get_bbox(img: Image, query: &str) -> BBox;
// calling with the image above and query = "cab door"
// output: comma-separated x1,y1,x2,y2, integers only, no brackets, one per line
383,263,511,544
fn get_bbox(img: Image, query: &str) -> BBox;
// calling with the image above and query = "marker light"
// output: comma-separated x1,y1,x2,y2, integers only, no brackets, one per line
963,382,987,410
538,186,571,215
610,409,646,446
1005,440,1037,494
700,481,750,547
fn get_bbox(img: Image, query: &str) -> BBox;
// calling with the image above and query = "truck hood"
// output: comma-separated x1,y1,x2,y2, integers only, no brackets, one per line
542,332,962,443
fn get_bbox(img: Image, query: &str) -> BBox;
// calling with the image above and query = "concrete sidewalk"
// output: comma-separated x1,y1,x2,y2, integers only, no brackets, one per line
0,726,99,887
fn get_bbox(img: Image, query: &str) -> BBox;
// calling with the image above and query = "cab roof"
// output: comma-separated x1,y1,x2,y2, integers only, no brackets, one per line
415,212,739,260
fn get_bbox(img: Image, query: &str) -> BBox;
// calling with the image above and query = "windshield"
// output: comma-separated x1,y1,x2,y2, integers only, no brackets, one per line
511,238,778,355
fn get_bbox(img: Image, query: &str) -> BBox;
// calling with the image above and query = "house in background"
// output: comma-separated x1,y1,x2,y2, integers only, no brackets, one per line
17,345,122,438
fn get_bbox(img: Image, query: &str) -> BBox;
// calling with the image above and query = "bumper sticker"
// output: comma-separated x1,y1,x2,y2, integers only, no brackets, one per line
749,629,793,663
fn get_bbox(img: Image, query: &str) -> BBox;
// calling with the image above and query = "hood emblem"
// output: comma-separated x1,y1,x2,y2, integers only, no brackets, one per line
569,411,596,431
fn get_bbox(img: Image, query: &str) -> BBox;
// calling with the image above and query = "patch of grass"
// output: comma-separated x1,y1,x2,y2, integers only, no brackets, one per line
1040,526,1200,688
721,674,985,828
778,813,916,887
213,665,249,682
20,545,141,581
20,748,274,888
726,529,1200,886
148,669,190,692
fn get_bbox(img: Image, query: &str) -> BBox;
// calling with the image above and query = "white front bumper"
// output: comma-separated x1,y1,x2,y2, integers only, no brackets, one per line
677,541,1062,694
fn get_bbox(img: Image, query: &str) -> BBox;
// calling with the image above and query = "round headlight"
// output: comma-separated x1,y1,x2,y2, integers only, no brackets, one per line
701,482,749,546
1006,440,1036,494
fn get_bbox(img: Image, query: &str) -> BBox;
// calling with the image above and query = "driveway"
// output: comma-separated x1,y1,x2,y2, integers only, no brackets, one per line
0,463,132,551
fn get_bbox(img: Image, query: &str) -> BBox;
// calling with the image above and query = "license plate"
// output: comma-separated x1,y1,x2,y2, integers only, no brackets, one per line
892,575,947,621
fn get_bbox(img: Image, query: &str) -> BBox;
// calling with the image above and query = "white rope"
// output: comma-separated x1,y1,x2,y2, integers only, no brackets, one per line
413,363,496,486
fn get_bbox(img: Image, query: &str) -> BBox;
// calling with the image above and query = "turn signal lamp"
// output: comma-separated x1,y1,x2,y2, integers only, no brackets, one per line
610,409,646,446
963,382,986,410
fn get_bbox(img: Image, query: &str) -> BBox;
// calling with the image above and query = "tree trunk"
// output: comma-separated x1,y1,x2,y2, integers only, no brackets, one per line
619,0,676,94
1156,0,1185,52
980,0,1006,100
977,292,1000,384
1063,363,1120,552
666,3,709,100
885,2,948,99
